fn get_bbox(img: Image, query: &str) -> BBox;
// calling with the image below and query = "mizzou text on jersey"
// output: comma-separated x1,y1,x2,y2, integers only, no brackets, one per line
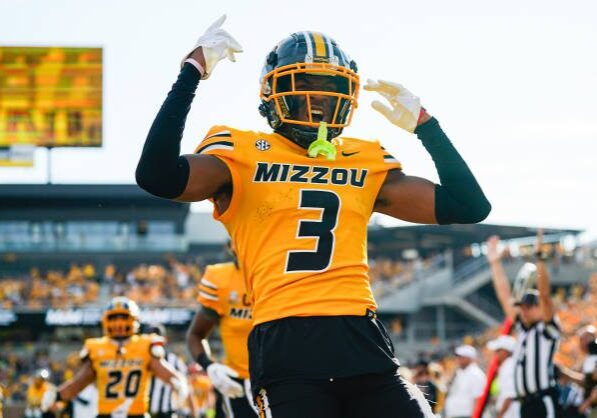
197,262,253,379
195,126,400,326
82,333,165,416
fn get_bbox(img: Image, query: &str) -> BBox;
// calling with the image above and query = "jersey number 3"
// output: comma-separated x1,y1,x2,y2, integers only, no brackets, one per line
286,190,340,272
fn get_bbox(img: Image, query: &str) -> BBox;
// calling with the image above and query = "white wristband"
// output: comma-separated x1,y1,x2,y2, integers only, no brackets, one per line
184,58,205,78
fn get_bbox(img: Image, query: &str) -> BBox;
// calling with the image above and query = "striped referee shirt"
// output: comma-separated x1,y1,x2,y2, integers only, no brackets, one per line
149,351,187,414
512,316,560,398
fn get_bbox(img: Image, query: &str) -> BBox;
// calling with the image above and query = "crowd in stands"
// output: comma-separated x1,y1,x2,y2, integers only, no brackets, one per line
0,253,446,309
103,258,203,307
368,252,449,298
0,265,100,309
0,257,209,309
2,238,592,310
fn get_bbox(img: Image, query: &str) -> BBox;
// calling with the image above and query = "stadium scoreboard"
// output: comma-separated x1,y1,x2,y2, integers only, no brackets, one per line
0,46,102,147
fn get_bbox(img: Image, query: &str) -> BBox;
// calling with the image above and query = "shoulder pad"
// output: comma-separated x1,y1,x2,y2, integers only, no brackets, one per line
81,338,100,360
201,264,225,289
150,343,166,359
194,125,235,154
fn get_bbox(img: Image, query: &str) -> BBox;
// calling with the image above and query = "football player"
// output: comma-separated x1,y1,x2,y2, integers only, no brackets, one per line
187,244,256,417
26,369,55,418
43,297,189,418
137,16,491,418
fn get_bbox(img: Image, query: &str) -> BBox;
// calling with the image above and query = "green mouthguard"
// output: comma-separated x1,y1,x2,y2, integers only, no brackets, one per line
307,122,337,161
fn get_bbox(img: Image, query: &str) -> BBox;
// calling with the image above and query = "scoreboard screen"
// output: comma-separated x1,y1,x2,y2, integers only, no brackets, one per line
0,46,102,147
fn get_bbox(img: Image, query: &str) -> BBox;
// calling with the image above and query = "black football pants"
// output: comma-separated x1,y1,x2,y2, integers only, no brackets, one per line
254,372,433,418
249,315,434,417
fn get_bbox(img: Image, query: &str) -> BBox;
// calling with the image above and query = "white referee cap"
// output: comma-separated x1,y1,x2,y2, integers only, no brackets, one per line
455,344,478,359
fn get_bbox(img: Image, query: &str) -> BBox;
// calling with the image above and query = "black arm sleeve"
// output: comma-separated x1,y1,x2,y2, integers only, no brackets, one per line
414,117,491,224
135,63,201,199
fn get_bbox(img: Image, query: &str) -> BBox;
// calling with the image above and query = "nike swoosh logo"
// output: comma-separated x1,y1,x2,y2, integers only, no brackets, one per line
342,151,360,157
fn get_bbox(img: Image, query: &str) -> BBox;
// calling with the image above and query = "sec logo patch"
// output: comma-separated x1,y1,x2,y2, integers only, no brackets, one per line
255,139,271,151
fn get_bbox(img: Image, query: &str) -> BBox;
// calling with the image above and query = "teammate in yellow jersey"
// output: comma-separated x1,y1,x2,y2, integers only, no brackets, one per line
187,244,257,418
43,297,189,418
137,15,491,418
26,369,55,418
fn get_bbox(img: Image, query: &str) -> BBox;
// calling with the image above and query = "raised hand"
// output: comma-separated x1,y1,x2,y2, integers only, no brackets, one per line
182,15,243,80
486,235,502,263
364,79,423,132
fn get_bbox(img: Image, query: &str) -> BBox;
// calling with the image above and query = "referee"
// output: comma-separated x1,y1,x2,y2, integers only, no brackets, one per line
147,324,189,418
487,231,562,418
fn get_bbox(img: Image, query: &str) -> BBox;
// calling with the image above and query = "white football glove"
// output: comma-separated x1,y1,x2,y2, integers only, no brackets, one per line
182,14,243,80
364,79,422,133
206,363,244,398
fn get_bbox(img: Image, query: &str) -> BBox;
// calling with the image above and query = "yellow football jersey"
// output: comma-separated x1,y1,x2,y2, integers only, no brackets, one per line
198,262,252,379
195,126,400,326
82,333,165,416
27,381,52,408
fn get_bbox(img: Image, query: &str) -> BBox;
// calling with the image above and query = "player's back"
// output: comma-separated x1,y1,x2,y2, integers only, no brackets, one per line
84,333,162,416
196,126,400,325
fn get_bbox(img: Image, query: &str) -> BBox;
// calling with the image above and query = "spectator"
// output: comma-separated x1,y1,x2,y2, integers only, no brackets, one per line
579,339,597,417
579,326,597,370
486,335,519,418
428,361,447,414
413,359,443,415
444,345,486,418
558,368,585,418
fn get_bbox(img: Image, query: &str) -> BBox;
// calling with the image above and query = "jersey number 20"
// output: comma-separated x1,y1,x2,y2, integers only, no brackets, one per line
286,190,340,272
105,369,142,399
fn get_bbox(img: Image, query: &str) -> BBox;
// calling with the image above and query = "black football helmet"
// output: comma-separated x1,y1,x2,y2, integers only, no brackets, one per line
259,31,359,148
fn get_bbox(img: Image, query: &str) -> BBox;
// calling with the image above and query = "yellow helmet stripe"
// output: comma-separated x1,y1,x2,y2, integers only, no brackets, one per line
324,34,335,61
311,32,327,58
